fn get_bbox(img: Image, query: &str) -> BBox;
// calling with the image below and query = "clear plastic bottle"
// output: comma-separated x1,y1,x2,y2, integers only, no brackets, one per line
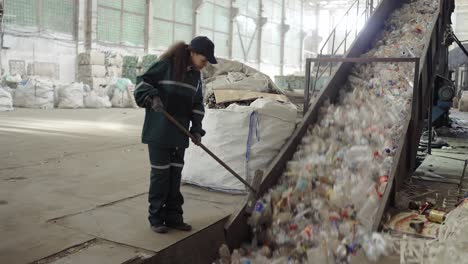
357,191,379,230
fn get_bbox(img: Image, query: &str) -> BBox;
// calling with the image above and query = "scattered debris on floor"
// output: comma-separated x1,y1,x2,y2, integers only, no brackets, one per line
393,198,468,263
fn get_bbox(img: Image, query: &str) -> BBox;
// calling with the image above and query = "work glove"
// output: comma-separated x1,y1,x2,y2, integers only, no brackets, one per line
192,133,202,146
151,96,164,112
143,96,152,108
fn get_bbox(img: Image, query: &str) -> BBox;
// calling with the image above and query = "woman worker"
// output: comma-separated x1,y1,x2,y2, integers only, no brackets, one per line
134,36,217,234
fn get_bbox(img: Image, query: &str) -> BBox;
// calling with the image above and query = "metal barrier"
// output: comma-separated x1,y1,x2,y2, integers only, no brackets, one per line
304,0,382,113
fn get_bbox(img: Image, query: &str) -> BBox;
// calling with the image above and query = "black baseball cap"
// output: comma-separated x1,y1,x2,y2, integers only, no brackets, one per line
189,36,217,64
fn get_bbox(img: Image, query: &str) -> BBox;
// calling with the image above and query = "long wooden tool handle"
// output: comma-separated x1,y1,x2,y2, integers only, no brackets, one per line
162,110,257,194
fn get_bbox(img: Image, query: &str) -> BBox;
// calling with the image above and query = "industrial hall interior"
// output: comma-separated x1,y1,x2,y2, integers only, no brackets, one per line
1,0,468,263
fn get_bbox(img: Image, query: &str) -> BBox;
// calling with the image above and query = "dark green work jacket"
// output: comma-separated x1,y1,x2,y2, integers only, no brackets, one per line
134,59,205,148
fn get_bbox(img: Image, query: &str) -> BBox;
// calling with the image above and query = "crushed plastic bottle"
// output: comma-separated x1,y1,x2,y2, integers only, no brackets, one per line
218,1,439,263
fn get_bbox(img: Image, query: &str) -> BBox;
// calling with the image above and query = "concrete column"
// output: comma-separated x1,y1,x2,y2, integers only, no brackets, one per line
38,0,43,31
144,0,152,53
328,9,335,54
119,0,124,45
192,0,204,37
75,0,87,54
256,0,266,70
228,0,239,59
85,0,97,50
299,0,305,72
313,4,320,55
279,0,290,75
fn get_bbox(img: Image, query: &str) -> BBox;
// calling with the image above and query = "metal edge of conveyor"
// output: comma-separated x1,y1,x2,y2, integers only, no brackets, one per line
142,216,229,264
224,0,403,251
372,3,449,232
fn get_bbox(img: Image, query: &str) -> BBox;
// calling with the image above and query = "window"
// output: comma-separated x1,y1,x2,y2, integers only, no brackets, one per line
151,0,193,50
262,0,282,66
236,0,259,19
4,0,74,35
198,1,230,58
233,0,259,62
97,0,145,46
285,0,302,67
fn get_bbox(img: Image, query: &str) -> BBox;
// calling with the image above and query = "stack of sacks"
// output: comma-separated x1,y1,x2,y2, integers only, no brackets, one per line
83,84,112,108
57,82,85,109
105,53,124,78
14,77,56,109
0,86,14,111
3,74,22,89
122,56,139,84
141,54,158,74
77,51,108,93
108,78,137,108
220,1,439,263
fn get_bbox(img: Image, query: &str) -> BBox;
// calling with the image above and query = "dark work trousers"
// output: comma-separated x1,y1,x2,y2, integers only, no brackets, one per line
147,145,185,226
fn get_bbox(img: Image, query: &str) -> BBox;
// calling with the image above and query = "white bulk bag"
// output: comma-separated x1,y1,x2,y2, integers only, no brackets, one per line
14,77,55,109
58,82,85,109
0,87,14,111
182,98,297,193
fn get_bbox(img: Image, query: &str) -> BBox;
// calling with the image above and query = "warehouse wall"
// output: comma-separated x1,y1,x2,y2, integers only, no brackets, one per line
1,35,76,81
1,0,77,81
1,0,335,82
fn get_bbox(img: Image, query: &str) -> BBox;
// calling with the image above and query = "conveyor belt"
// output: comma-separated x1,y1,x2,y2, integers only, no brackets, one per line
225,0,453,253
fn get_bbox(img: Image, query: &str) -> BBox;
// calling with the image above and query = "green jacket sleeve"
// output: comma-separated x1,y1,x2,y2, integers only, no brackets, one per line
134,60,169,107
190,79,206,136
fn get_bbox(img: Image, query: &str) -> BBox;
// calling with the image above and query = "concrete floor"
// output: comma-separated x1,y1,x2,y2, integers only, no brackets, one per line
406,110,468,210
0,108,244,264
377,110,468,263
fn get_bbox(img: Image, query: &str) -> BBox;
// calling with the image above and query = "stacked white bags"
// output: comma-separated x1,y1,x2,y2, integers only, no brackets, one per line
57,83,85,109
77,51,108,91
14,77,55,109
108,78,137,108
0,87,14,111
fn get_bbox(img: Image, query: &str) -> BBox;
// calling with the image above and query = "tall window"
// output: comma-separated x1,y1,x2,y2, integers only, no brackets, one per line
198,0,231,58
97,0,145,46
262,0,282,67
284,0,302,71
152,0,193,50
233,0,259,63
4,0,74,35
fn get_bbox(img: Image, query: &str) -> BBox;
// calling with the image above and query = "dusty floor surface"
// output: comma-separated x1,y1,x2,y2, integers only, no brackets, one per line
0,108,244,264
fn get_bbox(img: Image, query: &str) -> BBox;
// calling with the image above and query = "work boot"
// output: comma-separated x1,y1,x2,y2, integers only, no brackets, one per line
151,224,169,234
166,222,192,231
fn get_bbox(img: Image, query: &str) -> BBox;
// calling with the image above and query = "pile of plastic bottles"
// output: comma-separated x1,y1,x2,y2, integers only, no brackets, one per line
220,1,439,263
